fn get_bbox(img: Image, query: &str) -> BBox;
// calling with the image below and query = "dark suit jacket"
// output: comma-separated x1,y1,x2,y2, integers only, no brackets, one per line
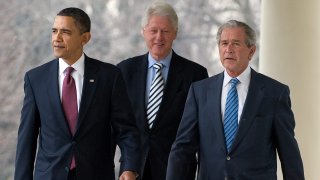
15,55,140,180
167,69,304,180
117,51,208,180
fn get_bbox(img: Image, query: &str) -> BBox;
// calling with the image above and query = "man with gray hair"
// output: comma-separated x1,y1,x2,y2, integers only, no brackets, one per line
167,20,304,180
117,1,208,180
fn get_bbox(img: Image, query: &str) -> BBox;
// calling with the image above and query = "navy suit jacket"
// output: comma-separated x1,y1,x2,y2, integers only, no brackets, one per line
15,55,140,180
117,51,208,180
167,69,304,180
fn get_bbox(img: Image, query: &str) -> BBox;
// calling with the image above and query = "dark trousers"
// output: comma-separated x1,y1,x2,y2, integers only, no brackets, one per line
68,168,77,180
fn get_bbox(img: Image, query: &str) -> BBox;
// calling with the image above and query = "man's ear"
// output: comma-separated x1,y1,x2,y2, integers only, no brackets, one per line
248,45,256,60
82,32,91,46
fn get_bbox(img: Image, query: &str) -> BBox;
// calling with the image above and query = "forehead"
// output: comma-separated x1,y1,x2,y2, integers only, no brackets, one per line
53,16,77,29
147,16,174,29
220,27,246,41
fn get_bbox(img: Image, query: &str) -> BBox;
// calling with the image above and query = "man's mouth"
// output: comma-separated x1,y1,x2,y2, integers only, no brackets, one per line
154,43,164,47
54,45,65,48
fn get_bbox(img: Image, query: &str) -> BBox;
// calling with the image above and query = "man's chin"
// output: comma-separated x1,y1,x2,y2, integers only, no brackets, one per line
151,50,170,60
53,51,63,58
223,60,236,67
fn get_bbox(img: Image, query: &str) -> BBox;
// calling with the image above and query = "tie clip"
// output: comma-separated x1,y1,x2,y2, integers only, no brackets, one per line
89,79,94,83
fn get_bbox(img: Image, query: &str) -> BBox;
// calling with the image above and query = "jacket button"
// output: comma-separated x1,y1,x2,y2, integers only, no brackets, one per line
226,156,231,160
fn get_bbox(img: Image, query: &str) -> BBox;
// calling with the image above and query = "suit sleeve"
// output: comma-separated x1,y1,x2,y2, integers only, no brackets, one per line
110,71,141,174
166,84,199,180
273,86,304,180
14,73,40,180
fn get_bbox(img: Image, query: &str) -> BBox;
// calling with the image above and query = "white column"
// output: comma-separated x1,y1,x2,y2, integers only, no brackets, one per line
260,0,320,179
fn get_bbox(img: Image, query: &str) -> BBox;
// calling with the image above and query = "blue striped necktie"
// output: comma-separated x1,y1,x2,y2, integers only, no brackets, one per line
146,63,164,129
224,78,240,153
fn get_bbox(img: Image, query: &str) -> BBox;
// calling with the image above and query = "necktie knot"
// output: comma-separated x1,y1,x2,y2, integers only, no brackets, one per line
65,67,75,76
153,63,163,70
230,78,239,87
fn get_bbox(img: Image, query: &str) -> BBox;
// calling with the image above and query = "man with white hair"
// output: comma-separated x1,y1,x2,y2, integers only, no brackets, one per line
118,1,208,180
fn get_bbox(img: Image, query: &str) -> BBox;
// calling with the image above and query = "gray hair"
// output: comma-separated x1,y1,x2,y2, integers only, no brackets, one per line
216,20,256,47
141,1,178,31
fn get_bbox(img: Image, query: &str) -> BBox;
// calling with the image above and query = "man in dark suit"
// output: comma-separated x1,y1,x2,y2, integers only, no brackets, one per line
117,2,208,180
167,20,305,180
14,7,140,180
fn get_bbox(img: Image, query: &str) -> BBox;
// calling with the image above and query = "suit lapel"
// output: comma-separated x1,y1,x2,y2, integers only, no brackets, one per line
75,56,99,136
230,69,265,152
134,55,149,130
151,52,183,129
206,73,227,152
46,59,71,137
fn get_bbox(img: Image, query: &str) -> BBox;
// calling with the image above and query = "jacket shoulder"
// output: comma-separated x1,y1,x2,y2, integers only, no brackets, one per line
174,53,207,72
25,59,57,78
86,57,121,75
254,71,288,90
117,54,146,67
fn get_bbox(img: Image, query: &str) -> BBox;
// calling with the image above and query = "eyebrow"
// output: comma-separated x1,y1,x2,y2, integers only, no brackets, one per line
220,39,242,43
52,28,72,33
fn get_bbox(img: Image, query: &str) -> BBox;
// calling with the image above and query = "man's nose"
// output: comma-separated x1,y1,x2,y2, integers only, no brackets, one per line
226,44,233,53
53,31,62,41
155,30,164,39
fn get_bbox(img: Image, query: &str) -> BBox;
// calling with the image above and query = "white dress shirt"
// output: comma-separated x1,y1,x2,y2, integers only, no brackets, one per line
59,54,85,111
221,66,251,123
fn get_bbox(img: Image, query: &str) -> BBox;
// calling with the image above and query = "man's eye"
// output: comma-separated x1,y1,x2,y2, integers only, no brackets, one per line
63,31,71,34
220,42,228,46
150,30,157,34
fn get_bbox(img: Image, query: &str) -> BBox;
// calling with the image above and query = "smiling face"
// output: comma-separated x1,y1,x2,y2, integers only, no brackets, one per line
142,15,177,61
219,27,256,77
51,16,91,65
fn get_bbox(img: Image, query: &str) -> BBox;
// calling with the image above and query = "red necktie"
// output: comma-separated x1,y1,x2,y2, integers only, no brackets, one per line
62,66,78,169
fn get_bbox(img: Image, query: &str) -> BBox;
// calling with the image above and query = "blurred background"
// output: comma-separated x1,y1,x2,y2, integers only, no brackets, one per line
0,0,260,179
4,0,320,180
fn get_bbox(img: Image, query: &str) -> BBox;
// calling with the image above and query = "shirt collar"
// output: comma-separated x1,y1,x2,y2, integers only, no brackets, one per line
59,53,85,76
223,65,251,87
147,50,172,69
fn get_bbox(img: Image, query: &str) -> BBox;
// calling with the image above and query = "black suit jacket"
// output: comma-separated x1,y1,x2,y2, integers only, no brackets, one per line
167,69,304,180
117,51,208,180
15,55,140,180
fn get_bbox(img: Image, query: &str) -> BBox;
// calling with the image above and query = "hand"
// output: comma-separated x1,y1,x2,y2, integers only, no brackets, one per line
119,171,137,180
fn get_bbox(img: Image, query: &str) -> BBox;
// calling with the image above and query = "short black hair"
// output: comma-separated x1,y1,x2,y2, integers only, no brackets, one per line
57,7,91,34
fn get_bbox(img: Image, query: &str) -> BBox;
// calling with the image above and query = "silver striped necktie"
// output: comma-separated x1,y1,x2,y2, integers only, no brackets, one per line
146,63,164,129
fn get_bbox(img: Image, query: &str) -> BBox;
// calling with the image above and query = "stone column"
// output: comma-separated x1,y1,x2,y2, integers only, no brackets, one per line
260,0,320,179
